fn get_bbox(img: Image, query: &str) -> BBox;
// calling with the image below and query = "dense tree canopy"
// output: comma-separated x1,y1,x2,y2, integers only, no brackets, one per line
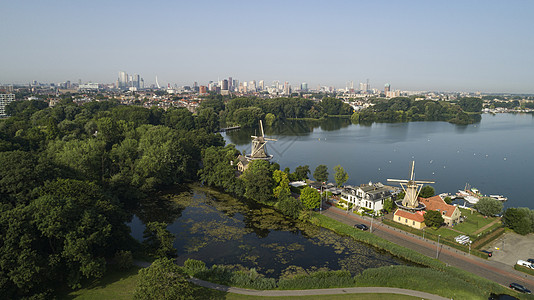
300,187,321,209
419,186,435,198
0,100,225,297
333,165,349,187
313,165,329,183
474,197,503,217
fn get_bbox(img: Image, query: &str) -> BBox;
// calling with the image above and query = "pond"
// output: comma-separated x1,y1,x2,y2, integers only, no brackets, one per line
128,185,409,277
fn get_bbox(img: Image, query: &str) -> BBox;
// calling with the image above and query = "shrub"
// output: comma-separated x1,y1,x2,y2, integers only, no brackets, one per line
115,250,133,271
183,258,206,276
278,270,353,290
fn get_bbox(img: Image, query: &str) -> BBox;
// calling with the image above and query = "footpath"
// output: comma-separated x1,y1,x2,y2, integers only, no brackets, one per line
321,205,534,290
189,277,449,300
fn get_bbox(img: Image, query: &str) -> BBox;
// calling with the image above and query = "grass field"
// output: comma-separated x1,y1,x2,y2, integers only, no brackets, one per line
63,267,420,300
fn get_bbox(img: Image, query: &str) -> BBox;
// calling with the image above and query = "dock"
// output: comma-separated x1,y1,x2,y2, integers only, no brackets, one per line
217,126,241,132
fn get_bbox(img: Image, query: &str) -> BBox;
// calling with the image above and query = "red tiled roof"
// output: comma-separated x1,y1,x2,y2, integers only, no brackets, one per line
394,209,425,223
419,196,458,218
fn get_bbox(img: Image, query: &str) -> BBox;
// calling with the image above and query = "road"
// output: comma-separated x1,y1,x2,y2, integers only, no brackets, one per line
321,205,534,291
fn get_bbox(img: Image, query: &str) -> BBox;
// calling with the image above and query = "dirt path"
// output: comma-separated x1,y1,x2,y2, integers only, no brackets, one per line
472,217,501,235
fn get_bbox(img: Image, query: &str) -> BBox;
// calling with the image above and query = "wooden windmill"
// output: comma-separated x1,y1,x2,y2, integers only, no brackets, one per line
245,120,277,161
387,161,434,209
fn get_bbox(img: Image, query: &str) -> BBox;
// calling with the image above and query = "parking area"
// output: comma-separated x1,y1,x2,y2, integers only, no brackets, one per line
484,231,534,266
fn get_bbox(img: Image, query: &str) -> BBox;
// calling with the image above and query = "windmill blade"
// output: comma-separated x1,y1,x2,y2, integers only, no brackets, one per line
260,120,265,137
413,180,435,184
387,179,409,183
265,138,277,141
251,135,259,139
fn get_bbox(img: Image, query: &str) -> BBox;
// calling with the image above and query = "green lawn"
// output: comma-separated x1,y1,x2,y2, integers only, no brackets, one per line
226,294,418,300
64,267,140,300
453,208,499,234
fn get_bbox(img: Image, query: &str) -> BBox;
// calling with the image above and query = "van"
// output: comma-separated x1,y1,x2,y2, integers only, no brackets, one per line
517,260,534,269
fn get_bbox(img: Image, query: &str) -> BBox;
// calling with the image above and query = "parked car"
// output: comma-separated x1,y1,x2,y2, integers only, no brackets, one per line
354,223,368,230
488,293,519,300
481,250,493,257
509,283,531,294
527,258,534,264
516,260,534,269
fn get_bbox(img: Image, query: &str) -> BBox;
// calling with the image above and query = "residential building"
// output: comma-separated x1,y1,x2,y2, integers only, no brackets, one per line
420,195,461,226
340,182,394,214
393,209,425,229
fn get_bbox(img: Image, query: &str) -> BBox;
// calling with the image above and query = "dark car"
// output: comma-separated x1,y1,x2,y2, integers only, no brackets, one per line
488,293,519,300
527,258,534,264
354,223,368,230
509,282,531,294
481,250,493,257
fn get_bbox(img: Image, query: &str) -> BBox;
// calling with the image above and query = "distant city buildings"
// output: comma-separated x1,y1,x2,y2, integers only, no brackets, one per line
117,71,144,90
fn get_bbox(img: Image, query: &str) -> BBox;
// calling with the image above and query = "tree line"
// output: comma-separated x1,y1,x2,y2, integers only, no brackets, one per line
351,97,483,125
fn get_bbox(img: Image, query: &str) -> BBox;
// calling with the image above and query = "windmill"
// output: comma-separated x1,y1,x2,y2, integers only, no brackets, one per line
387,161,434,210
245,120,277,161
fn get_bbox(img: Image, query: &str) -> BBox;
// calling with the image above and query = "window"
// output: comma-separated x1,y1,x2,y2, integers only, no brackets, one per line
405,219,407,223
413,221,415,225
398,217,401,221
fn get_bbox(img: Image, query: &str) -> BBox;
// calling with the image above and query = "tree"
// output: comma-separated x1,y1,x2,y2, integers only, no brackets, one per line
143,222,176,258
313,165,329,183
474,197,503,216
300,186,321,209
503,207,533,235
424,210,444,229
420,185,435,198
241,160,273,204
265,113,276,126
277,197,304,219
134,258,193,300
383,198,396,213
273,170,291,201
293,165,310,181
333,165,349,187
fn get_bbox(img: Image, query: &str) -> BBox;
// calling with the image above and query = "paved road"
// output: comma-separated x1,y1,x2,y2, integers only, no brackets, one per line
321,205,534,291
189,277,449,300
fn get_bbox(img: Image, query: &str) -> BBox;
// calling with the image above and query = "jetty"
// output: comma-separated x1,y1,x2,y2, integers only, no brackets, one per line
217,125,241,132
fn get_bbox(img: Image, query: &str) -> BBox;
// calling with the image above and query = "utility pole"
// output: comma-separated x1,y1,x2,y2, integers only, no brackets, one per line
436,235,441,259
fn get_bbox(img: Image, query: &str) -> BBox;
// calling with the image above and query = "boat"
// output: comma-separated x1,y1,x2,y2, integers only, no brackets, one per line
489,195,508,202
464,195,480,204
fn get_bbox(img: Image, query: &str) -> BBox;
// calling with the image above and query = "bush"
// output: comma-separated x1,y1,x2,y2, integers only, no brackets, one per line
183,258,206,276
115,250,133,271
278,270,353,290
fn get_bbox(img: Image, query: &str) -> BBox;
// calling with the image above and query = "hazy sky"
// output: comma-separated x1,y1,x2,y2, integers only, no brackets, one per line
2,0,533,93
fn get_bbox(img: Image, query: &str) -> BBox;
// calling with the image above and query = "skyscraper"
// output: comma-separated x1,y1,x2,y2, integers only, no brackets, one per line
221,79,229,90
384,83,391,93
118,71,128,89
300,82,308,92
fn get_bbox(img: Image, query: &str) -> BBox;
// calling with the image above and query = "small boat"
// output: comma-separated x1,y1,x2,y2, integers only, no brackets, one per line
464,195,480,204
489,195,508,202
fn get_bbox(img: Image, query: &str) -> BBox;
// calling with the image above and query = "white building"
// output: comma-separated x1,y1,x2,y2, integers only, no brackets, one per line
340,182,394,214
0,94,15,116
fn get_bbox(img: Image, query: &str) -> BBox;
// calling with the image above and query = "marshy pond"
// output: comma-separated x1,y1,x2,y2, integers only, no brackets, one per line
128,185,409,277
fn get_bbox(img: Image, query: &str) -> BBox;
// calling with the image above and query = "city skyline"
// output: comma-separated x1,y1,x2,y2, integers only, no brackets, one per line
2,0,534,93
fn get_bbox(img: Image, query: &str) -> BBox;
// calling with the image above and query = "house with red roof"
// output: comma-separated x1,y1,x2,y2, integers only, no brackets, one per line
419,195,461,226
393,195,461,229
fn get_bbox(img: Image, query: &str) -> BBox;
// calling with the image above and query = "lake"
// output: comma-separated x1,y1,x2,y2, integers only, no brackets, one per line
128,185,408,277
224,113,534,209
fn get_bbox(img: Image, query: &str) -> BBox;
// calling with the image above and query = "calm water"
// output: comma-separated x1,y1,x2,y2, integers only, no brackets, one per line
128,186,408,276
225,113,534,209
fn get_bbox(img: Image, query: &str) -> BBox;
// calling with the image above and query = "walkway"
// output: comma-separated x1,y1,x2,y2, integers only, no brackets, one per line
189,277,449,300
472,217,501,235
321,205,534,290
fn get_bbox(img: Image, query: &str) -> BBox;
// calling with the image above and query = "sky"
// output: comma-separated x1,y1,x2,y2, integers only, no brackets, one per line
1,0,534,93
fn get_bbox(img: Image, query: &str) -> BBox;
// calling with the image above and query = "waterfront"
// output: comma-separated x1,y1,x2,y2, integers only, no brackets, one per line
128,185,409,277
225,113,534,209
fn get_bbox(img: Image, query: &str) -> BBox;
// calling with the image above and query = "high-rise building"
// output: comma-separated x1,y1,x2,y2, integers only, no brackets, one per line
228,77,233,91
300,82,308,92
221,79,229,90
283,81,291,95
258,80,264,91
384,83,391,93
118,71,128,88
0,94,15,116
